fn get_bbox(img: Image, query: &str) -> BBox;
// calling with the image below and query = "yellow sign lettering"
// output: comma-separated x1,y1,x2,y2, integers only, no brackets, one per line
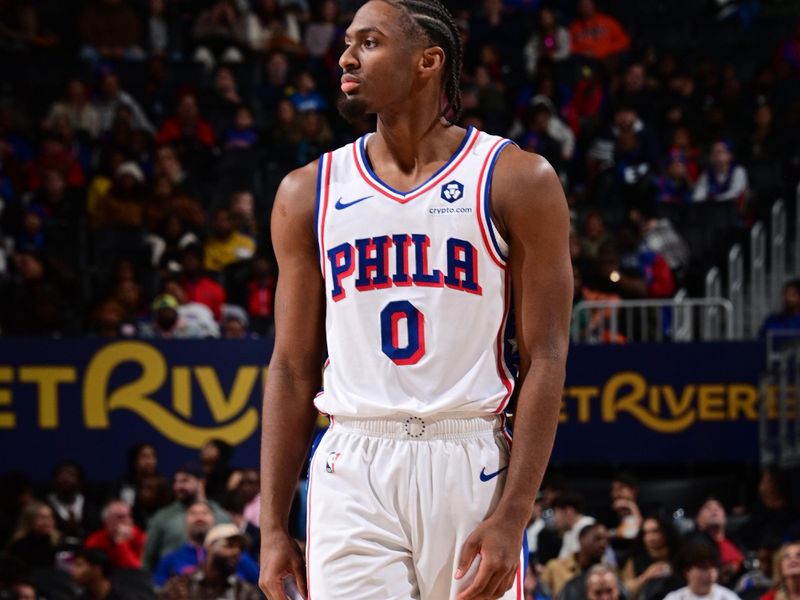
0,366,14,428
698,385,726,420
194,366,259,423
19,367,77,428
728,384,757,419
602,372,696,433
172,367,191,418
83,341,258,448
570,387,599,423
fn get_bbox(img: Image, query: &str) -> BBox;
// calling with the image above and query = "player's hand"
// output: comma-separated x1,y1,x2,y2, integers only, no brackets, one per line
455,515,522,600
259,530,308,600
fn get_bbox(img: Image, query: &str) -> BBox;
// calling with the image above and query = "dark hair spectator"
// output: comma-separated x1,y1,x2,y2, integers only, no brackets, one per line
622,515,682,597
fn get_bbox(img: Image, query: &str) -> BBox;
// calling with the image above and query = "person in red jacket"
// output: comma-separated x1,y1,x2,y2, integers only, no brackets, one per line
156,92,215,148
569,0,630,61
179,243,226,321
84,500,146,570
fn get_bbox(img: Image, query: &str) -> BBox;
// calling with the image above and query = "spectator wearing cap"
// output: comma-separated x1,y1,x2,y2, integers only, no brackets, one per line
541,522,611,598
84,500,146,569
693,140,750,214
221,305,254,339
71,548,127,600
143,463,231,572
569,0,630,62
553,491,597,559
92,162,146,228
157,523,261,600
138,293,207,338
203,208,256,273
179,244,226,321
160,278,220,338
664,542,742,600
154,511,258,587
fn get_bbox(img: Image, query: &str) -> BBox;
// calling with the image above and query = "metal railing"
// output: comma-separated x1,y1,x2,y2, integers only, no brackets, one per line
571,296,734,344
728,245,745,339
761,334,800,467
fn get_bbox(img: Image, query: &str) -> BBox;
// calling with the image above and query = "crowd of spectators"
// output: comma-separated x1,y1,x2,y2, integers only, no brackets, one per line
0,0,797,338
1,451,799,600
0,442,274,599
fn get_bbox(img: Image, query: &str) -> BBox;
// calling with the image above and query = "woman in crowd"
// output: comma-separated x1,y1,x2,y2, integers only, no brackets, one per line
5,502,61,569
622,514,683,597
761,542,800,600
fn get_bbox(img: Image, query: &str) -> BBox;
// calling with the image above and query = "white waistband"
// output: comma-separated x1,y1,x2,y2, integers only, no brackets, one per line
330,413,505,440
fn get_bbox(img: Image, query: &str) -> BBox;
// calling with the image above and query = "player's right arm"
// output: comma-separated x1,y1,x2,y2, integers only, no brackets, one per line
258,161,326,600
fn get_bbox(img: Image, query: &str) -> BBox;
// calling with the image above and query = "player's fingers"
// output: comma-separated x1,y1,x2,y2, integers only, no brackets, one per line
456,555,498,600
290,560,309,599
260,577,288,600
455,535,480,580
493,568,518,598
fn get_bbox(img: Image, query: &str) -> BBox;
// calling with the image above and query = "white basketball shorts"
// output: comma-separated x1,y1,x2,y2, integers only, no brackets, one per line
305,413,525,600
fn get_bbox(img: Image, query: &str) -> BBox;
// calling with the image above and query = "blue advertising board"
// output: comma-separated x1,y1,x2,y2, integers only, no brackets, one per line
0,339,768,481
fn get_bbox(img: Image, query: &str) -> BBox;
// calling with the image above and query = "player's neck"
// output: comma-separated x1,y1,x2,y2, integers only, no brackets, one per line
372,106,461,173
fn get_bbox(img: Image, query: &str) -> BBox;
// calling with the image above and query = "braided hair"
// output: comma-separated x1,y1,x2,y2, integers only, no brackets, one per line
385,0,463,124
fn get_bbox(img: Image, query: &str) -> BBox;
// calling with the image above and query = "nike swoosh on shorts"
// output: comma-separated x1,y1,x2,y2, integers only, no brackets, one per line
479,466,508,482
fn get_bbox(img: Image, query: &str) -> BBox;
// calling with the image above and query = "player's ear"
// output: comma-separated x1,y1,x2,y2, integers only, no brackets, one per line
418,46,445,80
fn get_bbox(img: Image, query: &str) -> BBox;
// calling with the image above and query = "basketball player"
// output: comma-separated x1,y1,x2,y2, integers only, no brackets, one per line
258,1,572,599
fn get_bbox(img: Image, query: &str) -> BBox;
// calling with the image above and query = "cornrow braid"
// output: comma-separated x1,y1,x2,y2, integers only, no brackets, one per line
386,0,463,125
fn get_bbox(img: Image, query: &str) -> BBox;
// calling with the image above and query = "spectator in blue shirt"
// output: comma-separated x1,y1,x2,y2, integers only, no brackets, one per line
759,279,800,339
153,502,258,587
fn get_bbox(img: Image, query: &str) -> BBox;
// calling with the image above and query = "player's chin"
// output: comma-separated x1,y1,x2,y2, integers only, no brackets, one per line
337,94,370,124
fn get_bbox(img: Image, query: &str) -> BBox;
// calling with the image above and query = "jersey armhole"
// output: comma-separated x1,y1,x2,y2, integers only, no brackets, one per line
476,140,515,267
315,152,333,277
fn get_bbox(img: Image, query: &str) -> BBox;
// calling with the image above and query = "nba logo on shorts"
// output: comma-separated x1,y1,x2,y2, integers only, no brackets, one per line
325,451,341,473
441,180,464,203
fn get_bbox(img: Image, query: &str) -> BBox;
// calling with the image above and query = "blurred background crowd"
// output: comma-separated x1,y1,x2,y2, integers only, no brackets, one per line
0,0,798,339
1,442,800,600
2,0,800,598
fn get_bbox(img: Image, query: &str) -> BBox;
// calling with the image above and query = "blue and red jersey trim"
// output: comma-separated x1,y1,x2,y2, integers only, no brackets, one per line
353,126,479,204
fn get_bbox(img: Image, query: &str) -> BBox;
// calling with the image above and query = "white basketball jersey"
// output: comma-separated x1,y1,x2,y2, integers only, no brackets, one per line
314,126,516,417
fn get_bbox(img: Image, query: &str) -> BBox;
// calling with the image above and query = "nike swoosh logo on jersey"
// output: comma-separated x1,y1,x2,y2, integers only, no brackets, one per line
335,195,373,210
479,466,508,482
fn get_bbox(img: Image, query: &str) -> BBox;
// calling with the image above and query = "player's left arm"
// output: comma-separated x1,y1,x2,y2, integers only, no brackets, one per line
456,147,572,600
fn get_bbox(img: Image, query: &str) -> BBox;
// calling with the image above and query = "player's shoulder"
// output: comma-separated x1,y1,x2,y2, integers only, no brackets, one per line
492,144,563,210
